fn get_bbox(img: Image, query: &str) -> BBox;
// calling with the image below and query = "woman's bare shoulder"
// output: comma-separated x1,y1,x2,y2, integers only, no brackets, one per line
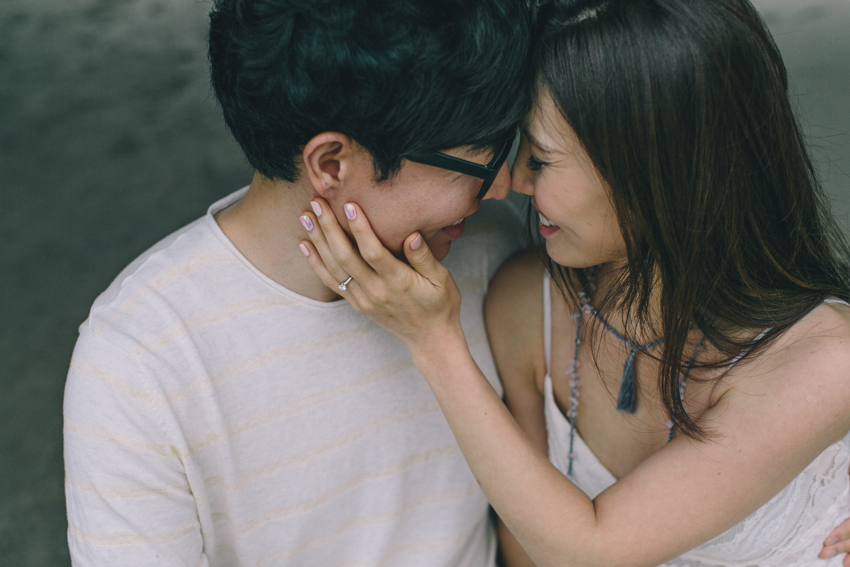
780,300,850,382
718,300,850,442
486,248,547,333
763,300,850,377
804,299,850,338
485,248,548,385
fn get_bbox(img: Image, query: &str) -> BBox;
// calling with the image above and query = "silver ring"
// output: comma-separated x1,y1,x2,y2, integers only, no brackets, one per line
338,276,354,292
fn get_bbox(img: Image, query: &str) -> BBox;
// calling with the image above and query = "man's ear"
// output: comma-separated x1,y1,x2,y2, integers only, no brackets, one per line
302,132,363,198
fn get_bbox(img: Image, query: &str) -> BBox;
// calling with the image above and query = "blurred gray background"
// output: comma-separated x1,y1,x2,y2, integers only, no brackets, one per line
1,0,848,564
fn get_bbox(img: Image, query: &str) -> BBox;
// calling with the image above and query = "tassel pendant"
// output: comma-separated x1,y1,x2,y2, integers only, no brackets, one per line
577,268,663,416
616,346,639,413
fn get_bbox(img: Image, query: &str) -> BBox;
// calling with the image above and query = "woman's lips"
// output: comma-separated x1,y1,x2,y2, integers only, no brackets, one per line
441,217,466,239
537,211,561,237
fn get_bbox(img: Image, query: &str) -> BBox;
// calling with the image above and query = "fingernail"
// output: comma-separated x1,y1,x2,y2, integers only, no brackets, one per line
310,201,322,217
299,243,310,257
300,215,314,231
826,537,839,546
344,203,357,220
410,233,422,251
823,549,837,558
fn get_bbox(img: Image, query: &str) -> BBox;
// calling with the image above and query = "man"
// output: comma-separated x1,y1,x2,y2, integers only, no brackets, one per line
64,0,531,565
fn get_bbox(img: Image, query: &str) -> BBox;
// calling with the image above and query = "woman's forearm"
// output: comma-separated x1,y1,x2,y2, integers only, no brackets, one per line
408,329,604,567
498,517,538,567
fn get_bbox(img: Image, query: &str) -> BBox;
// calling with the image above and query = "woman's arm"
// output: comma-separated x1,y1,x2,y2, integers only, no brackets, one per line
298,200,850,567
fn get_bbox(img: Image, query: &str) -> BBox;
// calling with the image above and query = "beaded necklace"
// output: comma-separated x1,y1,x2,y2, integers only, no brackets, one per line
563,274,704,475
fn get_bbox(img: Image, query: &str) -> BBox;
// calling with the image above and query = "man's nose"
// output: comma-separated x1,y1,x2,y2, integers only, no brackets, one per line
510,159,532,197
482,161,511,201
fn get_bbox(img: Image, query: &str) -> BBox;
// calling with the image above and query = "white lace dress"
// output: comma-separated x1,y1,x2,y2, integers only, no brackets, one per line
541,274,850,566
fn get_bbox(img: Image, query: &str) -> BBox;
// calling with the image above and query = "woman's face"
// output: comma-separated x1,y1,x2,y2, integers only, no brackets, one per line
512,90,626,268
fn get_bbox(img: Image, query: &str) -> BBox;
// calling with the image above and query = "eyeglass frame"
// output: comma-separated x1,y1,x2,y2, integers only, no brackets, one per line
404,135,515,201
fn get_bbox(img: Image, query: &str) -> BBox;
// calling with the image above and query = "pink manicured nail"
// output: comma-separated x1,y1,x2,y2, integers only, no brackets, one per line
300,215,314,231
310,201,322,217
410,234,422,251
823,549,837,558
826,537,839,546
299,243,310,257
344,204,357,220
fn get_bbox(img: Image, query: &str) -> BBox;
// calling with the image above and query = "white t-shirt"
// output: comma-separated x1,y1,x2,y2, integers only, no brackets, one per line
64,188,524,567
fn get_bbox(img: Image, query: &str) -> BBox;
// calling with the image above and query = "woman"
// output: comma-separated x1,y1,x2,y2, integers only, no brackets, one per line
298,0,850,564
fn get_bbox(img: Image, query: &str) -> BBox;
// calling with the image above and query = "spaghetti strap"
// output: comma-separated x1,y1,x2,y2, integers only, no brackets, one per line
824,297,850,306
727,328,769,369
543,270,552,372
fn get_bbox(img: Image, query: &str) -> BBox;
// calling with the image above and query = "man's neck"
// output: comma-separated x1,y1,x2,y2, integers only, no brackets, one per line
215,172,342,303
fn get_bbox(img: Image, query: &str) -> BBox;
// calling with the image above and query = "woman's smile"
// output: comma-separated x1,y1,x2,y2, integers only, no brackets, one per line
537,210,561,237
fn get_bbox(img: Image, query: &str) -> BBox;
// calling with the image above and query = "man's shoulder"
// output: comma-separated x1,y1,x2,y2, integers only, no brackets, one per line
82,196,250,347
93,217,221,300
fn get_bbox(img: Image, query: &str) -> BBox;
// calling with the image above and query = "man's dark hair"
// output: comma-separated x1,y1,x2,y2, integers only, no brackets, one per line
209,0,533,182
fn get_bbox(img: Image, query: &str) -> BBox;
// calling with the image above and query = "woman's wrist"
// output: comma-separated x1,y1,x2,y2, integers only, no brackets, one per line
407,322,471,374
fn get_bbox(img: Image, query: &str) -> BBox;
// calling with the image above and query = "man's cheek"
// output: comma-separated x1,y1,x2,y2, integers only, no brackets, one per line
367,223,406,256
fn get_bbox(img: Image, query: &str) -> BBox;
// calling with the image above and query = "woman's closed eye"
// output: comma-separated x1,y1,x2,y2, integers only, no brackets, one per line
526,155,548,171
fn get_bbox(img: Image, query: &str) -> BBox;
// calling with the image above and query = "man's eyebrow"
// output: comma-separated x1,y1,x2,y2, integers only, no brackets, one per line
458,146,491,158
521,127,553,154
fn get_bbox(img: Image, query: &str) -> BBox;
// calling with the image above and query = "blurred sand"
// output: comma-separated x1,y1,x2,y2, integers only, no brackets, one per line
0,0,847,564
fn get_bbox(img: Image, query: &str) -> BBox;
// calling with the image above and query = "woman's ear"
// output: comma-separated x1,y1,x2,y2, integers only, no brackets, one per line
302,132,362,199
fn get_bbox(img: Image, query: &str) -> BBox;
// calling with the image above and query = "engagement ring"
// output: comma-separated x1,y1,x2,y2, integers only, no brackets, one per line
338,276,354,292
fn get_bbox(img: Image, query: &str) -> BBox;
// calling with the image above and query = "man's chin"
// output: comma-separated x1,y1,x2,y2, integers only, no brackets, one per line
390,241,450,264
429,240,452,261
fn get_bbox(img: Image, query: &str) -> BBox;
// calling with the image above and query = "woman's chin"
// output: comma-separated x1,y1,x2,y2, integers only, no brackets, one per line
545,240,626,270
544,240,571,266
544,240,591,269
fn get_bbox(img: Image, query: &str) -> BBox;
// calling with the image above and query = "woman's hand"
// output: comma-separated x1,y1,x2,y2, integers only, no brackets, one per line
298,198,463,353
821,516,850,565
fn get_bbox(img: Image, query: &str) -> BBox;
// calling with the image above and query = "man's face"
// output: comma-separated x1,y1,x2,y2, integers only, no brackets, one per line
340,146,512,261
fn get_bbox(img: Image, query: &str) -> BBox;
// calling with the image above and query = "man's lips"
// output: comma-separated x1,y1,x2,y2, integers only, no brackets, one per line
441,218,466,239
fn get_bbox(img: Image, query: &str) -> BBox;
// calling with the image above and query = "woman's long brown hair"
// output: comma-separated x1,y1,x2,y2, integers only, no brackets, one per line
533,0,850,439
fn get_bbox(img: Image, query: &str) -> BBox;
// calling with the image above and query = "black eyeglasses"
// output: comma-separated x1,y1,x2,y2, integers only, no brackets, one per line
406,136,515,200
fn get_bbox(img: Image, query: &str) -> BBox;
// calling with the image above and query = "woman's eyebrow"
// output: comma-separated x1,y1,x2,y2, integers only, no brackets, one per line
521,127,553,154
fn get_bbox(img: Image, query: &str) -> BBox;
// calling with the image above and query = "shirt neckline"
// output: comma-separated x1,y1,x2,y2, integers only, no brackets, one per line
204,186,353,311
